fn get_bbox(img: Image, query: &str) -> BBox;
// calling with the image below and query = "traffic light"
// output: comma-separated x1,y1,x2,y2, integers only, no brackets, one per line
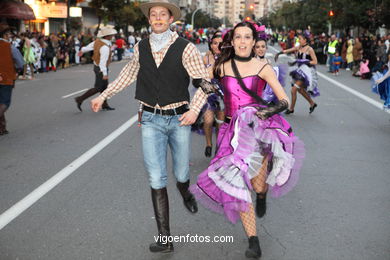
249,4,254,10
245,16,251,21
328,10,334,17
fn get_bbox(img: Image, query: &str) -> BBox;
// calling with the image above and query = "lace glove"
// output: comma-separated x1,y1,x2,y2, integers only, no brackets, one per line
255,99,288,120
274,51,283,62
192,78,224,97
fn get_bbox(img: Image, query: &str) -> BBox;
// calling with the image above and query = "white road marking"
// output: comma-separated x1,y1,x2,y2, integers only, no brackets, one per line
316,72,390,114
61,89,89,99
0,115,138,230
268,45,390,114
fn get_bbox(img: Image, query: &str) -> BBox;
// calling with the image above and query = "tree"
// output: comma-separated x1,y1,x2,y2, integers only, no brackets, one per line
185,11,221,29
88,0,106,34
268,0,389,34
89,0,149,35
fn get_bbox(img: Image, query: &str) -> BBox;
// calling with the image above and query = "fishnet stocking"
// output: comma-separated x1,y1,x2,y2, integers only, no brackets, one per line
240,204,257,237
251,156,269,194
203,109,214,146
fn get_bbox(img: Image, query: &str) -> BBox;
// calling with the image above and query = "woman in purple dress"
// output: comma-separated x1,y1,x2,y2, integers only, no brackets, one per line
190,22,305,259
201,32,225,157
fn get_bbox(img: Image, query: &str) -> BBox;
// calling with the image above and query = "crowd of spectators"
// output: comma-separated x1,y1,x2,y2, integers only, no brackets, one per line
6,26,217,80
274,30,390,79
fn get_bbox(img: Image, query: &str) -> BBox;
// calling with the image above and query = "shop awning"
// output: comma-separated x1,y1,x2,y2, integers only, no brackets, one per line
0,0,36,20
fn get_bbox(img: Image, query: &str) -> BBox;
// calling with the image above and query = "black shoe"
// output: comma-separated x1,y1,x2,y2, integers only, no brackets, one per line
245,236,262,259
149,241,174,253
0,129,9,135
177,181,198,213
285,109,294,115
75,97,82,112
204,146,212,157
309,103,317,114
102,105,115,111
255,192,267,218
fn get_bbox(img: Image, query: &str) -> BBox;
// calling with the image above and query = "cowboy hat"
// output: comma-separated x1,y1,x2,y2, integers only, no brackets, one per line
140,0,181,22
97,27,117,38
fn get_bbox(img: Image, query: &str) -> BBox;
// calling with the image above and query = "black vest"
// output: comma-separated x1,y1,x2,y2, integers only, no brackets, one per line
135,37,190,106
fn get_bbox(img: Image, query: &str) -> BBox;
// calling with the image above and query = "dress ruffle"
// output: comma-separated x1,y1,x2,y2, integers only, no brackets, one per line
371,70,390,109
290,64,320,97
190,106,305,223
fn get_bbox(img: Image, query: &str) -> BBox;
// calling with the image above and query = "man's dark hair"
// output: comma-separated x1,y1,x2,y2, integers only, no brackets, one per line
0,28,12,38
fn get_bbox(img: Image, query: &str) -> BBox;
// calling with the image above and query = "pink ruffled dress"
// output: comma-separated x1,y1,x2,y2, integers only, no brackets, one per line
190,75,305,224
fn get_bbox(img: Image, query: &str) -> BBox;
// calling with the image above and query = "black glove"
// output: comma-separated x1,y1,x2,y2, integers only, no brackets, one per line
193,78,224,97
274,51,283,62
255,99,288,120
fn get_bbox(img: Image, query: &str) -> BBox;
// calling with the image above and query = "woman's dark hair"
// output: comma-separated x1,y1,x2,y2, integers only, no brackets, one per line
298,33,310,43
255,36,267,45
208,31,222,52
213,22,257,79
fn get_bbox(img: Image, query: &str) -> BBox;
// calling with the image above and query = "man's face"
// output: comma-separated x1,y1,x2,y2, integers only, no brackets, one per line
105,35,114,41
149,6,173,34
2,31,12,41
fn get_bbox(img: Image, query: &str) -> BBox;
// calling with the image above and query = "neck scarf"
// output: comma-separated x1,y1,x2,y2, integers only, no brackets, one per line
150,29,173,52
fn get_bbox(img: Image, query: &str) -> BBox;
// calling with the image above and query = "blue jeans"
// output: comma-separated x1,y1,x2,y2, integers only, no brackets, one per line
328,54,334,72
141,111,191,189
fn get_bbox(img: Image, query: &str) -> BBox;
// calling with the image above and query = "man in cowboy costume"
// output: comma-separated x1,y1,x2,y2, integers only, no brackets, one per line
0,24,24,135
75,27,117,111
90,0,215,253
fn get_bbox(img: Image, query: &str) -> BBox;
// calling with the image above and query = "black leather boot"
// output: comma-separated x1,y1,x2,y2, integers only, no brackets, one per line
74,88,99,111
149,188,174,253
255,192,267,218
102,100,115,111
245,236,262,259
176,180,198,213
0,105,8,135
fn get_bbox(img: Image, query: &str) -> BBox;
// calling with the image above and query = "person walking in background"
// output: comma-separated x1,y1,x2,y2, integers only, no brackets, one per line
327,34,338,73
198,31,224,157
352,37,363,76
346,39,354,71
332,51,343,76
0,25,24,135
21,33,35,80
74,34,81,65
115,35,126,61
75,27,117,111
276,33,319,114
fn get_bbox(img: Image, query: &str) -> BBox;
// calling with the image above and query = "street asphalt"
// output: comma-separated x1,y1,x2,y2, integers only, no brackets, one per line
0,43,389,260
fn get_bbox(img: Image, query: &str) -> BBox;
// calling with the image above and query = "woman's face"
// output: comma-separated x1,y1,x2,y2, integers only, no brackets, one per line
232,26,255,57
210,37,222,55
254,40,267,57
299,35,307,46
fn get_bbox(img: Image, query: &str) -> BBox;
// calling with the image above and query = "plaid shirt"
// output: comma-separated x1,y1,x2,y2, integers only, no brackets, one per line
99,32,208,114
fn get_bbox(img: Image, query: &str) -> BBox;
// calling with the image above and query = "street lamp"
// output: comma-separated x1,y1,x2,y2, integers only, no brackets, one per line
191,8,202,29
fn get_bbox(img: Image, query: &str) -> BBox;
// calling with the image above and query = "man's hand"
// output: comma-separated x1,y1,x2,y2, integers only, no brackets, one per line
179,110,197,126
77,51,84,57
102,75,108,80
91,96,105,112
